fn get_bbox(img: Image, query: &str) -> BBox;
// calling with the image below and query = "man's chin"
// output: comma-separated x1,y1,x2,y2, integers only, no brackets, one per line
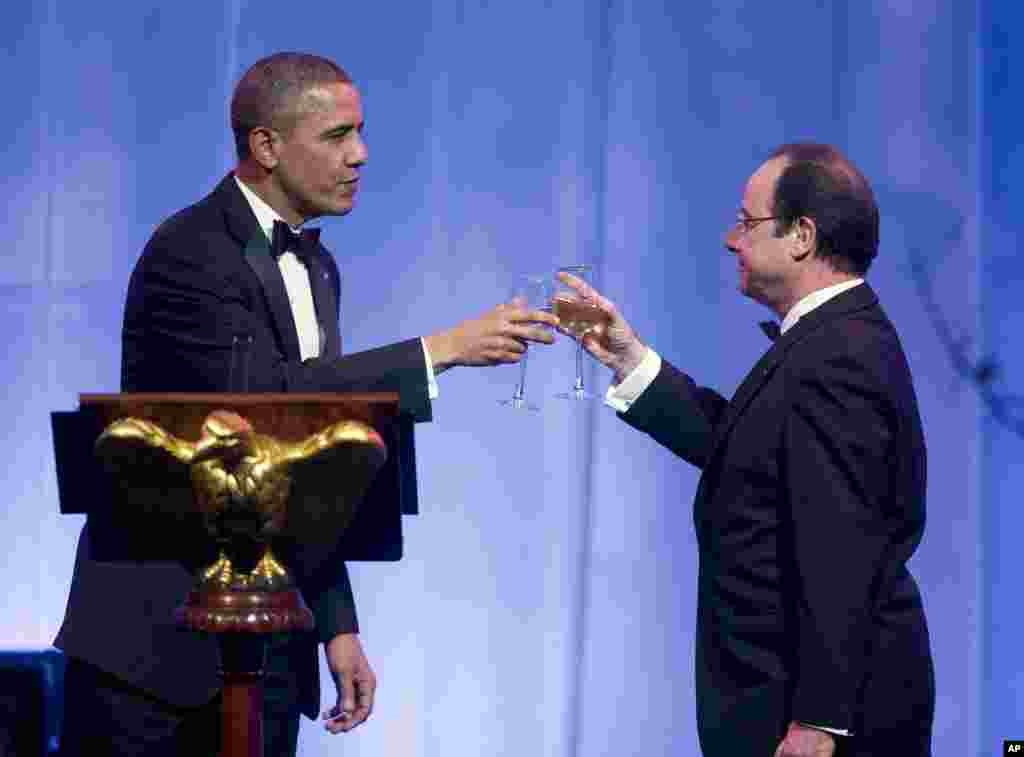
738,281,764,305
311,200,356,219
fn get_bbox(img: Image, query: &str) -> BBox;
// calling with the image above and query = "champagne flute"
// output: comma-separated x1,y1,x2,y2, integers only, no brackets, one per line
498,274,554,411
551,265,608,401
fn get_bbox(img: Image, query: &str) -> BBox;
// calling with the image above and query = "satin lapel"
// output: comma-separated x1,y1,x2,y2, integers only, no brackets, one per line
693,340,786,539
705,283,881,464
242,235,302,361
705,342,787,462
213,174,303,362
305,248,341,359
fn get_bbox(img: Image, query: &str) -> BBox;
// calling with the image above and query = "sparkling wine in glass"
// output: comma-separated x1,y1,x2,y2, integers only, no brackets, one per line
550,296,609,340
552,265,608,401
498,274,554,411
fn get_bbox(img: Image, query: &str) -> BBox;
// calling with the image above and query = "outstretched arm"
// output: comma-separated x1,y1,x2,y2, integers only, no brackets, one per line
556,271,724,467
423,302,558,374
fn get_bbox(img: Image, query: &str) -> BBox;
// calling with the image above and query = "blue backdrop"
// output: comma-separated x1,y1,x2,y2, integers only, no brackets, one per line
2,1,1013,755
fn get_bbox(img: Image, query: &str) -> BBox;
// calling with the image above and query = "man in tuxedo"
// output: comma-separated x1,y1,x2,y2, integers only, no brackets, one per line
561,143,934,757
55,52,557,756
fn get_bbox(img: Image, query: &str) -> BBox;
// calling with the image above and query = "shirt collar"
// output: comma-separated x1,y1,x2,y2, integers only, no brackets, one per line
779,278,864,335
234,175,298,240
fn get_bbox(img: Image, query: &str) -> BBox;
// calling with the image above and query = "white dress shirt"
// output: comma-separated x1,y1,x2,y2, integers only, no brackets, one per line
235,176,320,360
234,176,438,398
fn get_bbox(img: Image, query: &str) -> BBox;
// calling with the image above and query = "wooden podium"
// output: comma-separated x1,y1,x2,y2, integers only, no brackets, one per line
52,393,416,757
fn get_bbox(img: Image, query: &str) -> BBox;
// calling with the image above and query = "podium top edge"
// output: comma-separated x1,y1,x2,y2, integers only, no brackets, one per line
79,392,402,406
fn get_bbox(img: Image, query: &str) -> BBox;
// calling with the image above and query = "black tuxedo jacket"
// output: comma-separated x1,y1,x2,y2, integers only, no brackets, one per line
622,284,934,756
55,174,431,718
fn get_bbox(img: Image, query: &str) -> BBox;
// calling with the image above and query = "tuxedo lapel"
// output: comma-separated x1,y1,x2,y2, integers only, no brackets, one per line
214,175,303,362
242,234,303,361
305,248,341,359
706,283,881,464
709,344,785,457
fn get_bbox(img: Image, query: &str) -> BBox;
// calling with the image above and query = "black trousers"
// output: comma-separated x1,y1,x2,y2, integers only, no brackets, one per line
58,656,302,757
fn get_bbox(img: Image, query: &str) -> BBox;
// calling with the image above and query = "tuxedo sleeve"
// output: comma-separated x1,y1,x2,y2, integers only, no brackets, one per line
303,562,359,642
123,228,432,421
782,348,896,731
283,342,432,422
619,359,728,469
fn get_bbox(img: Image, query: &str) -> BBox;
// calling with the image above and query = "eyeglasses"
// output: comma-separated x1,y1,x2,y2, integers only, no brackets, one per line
733,215,782,235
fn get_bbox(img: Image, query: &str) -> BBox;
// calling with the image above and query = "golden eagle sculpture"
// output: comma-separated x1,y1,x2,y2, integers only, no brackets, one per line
93,410,387,621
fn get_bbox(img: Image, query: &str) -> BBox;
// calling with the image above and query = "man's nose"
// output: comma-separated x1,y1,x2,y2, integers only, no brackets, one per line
724,226,740,253
348,133,368,166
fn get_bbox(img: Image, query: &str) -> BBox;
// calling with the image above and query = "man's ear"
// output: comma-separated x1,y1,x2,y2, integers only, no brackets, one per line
789,216,817,262
248,127,280,171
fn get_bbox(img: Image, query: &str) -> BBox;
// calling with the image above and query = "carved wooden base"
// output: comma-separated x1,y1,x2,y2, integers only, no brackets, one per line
177,550,314,757
176,546,314,634
177,586,313,634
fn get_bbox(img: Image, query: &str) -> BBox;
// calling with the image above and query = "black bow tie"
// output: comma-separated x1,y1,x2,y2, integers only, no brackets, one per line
759,320,781,342
271,220,321,265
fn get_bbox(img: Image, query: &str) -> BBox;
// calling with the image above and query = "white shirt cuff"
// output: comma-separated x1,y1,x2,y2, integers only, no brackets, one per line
420,337,439,400
797,722,851,737
604,348,661,413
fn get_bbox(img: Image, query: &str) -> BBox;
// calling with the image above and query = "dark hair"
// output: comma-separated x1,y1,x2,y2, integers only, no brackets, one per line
230,52,352,161
768,143,879,275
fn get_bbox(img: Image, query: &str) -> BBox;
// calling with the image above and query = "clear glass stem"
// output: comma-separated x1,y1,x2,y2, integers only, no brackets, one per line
515,352,528,400
574,340,585,393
